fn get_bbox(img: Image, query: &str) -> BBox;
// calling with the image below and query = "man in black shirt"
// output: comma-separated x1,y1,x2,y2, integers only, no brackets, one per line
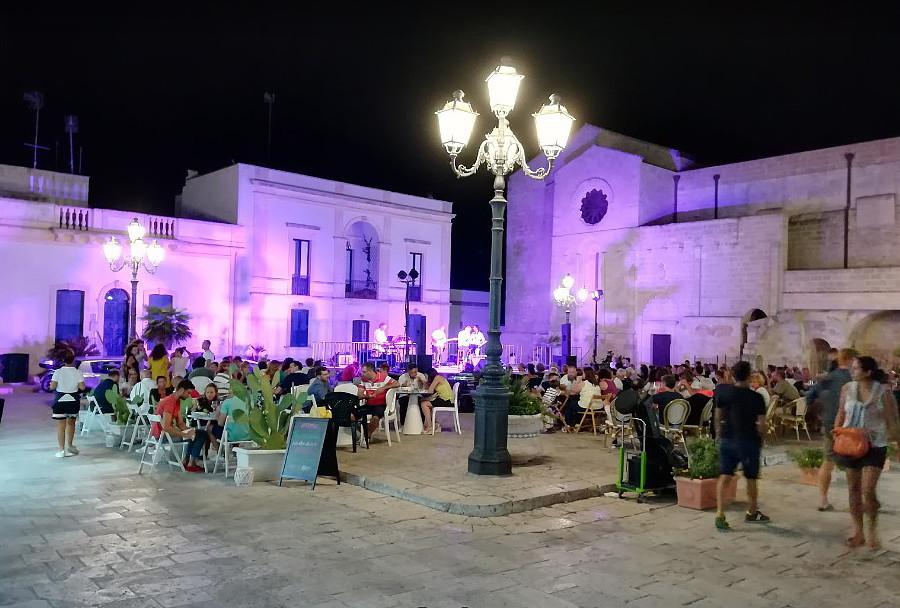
276,360,308,396
714,360,769,530
652,374,681,418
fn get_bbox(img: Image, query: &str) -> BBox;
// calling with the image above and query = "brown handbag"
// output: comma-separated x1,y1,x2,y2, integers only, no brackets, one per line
832,426,870,459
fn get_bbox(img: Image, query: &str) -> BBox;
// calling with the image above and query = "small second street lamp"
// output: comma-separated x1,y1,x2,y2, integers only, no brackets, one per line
553,273,587,359
103,218,165,340
589,289,604,365
398,268,420,363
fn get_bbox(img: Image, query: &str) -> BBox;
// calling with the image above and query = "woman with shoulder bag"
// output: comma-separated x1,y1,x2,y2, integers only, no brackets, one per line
833,356,900,549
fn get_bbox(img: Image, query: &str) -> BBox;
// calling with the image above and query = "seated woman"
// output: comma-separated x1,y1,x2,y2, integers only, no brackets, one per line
151,380,207,473
149,376,173,406
191,383,221,450
749,372,771,409
212,391,252,448
420,369,454,434
564,368,602,431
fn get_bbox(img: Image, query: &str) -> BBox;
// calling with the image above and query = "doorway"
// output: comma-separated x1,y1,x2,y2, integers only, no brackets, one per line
651,334,671,367
103,288,129,356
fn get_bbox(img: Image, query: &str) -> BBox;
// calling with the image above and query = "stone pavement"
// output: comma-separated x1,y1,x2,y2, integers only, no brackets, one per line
1,390,899,608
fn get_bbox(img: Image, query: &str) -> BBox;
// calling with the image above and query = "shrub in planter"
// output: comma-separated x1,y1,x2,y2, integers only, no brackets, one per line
231,368,301,450
675,437,736,510
789,447,824,485
505,376,544,464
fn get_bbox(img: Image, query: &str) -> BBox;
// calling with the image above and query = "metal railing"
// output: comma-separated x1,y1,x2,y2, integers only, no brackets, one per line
345,280,378,299
292,275,310,296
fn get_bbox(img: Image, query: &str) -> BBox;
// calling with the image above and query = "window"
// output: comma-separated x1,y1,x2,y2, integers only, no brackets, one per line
292,239,311,296
55,289,84,342
148,294,173,309
409,252,423,301
290,309,310,347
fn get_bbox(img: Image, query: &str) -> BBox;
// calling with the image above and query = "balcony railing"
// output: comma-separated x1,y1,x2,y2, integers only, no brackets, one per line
292,275,310,296
58,206,91,231
345,280,378,300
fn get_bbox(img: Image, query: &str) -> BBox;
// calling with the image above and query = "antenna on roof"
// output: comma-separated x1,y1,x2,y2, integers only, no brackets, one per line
23,91,49,168
264,91,275,164
64,115,79,174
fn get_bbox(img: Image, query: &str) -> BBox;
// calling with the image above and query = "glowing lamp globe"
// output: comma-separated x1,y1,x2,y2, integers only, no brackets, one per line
147,240,165,266
577,287,589,303
130,238,147,262
436,90,478,156
561,273,575,289
103,237,122,264
127,218,146,242
553,286,568,303
533,95,575,160
485,64,524,116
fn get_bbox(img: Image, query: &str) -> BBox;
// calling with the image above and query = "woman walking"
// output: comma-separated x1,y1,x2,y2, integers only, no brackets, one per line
834,356,900,549
49,350,86,458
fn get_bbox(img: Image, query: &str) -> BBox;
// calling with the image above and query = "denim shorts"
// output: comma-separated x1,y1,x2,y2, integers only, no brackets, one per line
719,439,762,479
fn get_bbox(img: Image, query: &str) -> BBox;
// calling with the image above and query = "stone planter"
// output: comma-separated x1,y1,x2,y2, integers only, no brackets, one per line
507,414,543,465
232,447,286,482
799,467,820,486
675,476,737,510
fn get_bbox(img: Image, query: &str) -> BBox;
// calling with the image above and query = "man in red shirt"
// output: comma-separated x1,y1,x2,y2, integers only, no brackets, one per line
152,379,207,473
358,362,396,436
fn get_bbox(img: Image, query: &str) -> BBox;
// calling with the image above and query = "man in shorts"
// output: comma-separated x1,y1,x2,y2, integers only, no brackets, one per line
714,360,769,530
814,348,856,510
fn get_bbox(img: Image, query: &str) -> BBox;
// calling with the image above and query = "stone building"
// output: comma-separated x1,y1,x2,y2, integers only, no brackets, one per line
504,124,900,371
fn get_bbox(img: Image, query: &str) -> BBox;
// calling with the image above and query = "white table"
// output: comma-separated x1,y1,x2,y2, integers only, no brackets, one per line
399,389,431,435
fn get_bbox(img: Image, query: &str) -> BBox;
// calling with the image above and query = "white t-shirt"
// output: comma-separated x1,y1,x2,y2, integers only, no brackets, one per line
398,373,427,390
51,366,84,401
613,377,624,390
203,349,215,363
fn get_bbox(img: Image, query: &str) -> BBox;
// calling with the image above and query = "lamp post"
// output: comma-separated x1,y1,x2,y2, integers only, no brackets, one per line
436,61,575,475
553,274,588,360
103,218,164,340
590,289,604,365
397,268,420,364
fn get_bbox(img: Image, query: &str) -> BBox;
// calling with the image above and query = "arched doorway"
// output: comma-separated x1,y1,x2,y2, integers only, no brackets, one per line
809,338,832,376
851,311,900,368
740,308,767,359
103,288,129,356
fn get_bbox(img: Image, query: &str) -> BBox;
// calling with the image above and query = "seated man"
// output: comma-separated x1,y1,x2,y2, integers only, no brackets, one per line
396,363,427,424
213,362,232,400
129,369,156,404
652,374,682,418
276,359,308,396
771,370,801,403
92,369,121,413
152,379,207,473
188,356,215,380
306,367,332,409
358,362,395,436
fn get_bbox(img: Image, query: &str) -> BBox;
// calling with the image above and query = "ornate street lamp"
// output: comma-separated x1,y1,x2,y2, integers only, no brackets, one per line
590,289,604,365
436,61,575,475
397,268,420,364
103,218,164,340
553,274,588,359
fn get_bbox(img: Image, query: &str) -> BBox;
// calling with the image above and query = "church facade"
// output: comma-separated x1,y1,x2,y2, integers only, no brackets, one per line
504,125,900,372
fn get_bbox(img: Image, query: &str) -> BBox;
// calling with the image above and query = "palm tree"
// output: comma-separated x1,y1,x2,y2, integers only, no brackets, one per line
141,306,192,349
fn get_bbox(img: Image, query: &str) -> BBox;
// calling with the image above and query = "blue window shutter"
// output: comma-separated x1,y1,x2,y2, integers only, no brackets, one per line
55,290,85,342
290,309,310,347
148,294,173,308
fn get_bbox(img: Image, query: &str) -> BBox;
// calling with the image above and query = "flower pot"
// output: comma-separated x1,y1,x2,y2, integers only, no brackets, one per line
799,467,820,486
675,476,737,510
234,467,255,486
507,414,543,465
233,447,286,482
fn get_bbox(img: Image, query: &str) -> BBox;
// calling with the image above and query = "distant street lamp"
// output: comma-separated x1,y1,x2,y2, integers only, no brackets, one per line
436,62,575,475
590,289,604,365
103,218,164,340
397,268,420,363
553,274,588,359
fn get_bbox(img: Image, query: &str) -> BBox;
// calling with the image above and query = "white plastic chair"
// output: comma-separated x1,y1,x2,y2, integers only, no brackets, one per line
380,388,402,446
138,415,187,474
191,376,212,393
80,395,111,436
431,382,462,435
335,383,360,395
291,384,310,399
212,415,253,477
122,402,152,452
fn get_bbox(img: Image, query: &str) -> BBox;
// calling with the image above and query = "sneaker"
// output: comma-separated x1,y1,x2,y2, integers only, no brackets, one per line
66,446,79,456
714,516,730,531
55,450,68,458
745,511,771,523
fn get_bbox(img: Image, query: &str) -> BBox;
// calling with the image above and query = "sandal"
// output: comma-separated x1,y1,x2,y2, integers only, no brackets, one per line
745,511,771,523
817,504,834,512
715,516,730,531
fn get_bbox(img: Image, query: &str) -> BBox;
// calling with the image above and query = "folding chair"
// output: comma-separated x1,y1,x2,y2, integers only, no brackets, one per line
575,394,609,435
212,416,254,477
431,382,462,435
122,402,152,451
138,415,187,474
80,395,111,436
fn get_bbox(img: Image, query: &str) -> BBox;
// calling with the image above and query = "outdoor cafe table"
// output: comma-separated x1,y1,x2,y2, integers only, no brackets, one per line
398,387,431,435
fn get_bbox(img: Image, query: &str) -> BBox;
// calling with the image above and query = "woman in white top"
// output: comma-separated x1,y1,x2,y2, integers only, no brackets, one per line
49,350,86,458
749,373,771,409
170,347,188,379
564,368,601,430
835,356,900,550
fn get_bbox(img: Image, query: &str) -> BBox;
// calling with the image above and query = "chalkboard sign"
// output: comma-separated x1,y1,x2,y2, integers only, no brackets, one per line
278,416,339,489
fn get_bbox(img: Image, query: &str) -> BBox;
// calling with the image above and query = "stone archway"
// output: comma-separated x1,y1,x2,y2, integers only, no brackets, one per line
850,311,900,368
740,308,767,359
808,338,832,376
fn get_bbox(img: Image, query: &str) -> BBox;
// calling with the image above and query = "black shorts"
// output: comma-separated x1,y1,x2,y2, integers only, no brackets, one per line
719,439,762,479
430,397,452,409
210,424,224,440
837,446,888,470
359,405,385,418
52,398,80,419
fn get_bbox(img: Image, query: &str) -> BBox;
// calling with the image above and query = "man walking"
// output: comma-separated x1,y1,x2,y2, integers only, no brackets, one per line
815,348,856,511
714,360,769,530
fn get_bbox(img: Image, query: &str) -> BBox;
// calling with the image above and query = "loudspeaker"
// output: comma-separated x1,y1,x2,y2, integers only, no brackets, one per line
407,354,433,373
408,314,427,356
352,319,370,343
566,355,578,367
560,322,572,359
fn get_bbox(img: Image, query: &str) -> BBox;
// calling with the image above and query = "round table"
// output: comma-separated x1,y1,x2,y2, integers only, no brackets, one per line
399,389,431,435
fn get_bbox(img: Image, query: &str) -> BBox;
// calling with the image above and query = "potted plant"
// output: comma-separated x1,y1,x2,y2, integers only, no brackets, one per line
788,447,824,485
141,306,192,349
506,376,544,464
675,437,736,510
104,388,132,447
231,367,302,482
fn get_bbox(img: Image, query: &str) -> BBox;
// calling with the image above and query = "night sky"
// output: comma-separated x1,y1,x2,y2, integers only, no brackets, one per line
3,5,900,290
